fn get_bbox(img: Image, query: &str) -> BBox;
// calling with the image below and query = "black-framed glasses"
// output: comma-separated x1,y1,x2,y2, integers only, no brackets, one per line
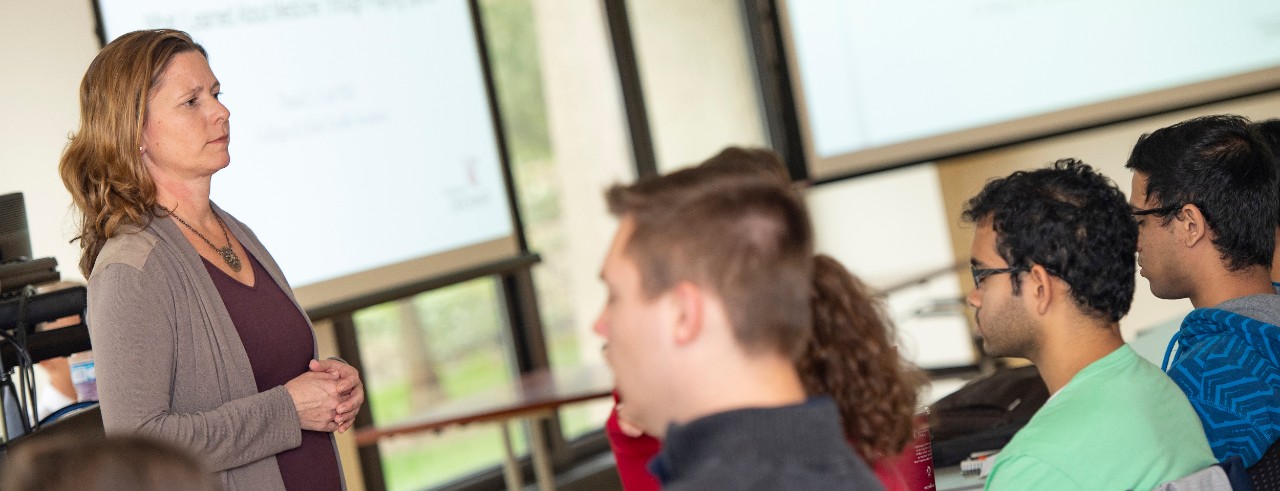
970,266,1025,288
1131,204,1183,217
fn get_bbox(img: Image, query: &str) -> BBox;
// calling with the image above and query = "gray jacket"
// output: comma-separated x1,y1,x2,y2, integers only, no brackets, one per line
651,398,884,490
87,204,336,491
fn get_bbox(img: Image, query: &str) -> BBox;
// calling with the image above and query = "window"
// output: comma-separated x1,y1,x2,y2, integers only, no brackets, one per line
626,0,770,172
354,277,525,491
480,0,637,441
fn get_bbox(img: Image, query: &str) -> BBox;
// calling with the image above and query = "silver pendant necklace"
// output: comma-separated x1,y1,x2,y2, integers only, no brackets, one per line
161,206,243,272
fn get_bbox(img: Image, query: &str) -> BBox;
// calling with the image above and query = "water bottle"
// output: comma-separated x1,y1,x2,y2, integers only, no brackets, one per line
906,406,937,490
883,406,938,490
68,351,97,402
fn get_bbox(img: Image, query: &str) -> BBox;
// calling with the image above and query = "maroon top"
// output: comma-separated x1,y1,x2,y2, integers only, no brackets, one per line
204,253,342,491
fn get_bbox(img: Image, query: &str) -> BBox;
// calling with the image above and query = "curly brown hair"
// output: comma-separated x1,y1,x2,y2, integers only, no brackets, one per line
59,29,206,277
799,254,928,461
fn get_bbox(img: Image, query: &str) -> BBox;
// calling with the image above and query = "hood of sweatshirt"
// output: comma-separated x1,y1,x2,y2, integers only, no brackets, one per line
1162,294,1280,370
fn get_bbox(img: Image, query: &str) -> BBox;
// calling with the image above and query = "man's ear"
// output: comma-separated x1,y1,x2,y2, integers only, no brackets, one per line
669,281,704,346
1025,264,1055,315
1178,204,1209,248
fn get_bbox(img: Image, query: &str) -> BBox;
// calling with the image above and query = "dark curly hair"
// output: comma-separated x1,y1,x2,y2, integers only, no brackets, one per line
798,254,926,461
962,159,1136,322
1126,115,1278,271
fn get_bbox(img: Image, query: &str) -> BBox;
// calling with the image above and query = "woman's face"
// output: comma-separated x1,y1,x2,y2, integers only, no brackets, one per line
140,51,230,182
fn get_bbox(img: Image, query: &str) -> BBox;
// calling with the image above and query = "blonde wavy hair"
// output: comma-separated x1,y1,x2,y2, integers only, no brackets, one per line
59,29,206,277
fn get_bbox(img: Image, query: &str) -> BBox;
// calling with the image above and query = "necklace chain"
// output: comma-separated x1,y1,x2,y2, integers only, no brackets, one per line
161,206,243,272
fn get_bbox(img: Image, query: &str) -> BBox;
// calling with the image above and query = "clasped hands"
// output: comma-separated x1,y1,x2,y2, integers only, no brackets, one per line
284,359,366,433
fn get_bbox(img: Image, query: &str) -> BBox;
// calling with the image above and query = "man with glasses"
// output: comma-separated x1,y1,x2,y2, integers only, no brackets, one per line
964,159,1213,490
1126,114,1280,469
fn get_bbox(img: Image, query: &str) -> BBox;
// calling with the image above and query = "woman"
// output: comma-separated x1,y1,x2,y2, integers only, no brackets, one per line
60,29,362,490
800,254,929,491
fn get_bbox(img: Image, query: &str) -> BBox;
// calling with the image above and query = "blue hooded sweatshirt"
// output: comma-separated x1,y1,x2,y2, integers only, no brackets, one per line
1163,295,1280,467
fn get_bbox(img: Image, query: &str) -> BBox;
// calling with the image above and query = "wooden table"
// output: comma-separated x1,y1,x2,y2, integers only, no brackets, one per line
354,365,615,491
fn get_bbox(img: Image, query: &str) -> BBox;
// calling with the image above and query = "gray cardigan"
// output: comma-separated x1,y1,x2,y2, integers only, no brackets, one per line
87,204,338,491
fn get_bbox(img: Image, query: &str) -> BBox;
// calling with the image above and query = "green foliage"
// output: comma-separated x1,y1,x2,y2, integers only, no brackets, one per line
479,0,552,162
411,278,504,362
381,425,529,491
355,2,613,488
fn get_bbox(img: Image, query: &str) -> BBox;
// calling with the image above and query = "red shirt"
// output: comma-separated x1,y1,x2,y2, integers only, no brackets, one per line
603,394,934,491
604,393,661,491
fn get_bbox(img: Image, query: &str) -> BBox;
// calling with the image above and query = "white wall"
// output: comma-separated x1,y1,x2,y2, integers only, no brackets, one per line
0,0,100,282
808,164,978,369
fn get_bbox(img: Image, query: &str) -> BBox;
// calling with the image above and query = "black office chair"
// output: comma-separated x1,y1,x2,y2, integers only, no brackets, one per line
1251,440,1280,491
38,400,98,427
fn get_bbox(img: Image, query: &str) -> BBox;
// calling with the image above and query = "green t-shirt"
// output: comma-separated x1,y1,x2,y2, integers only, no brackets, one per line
984,345,1215,491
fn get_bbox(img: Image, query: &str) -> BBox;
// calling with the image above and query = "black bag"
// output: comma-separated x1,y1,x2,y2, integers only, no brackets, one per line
1250,440,1280,491
928,365,1049,467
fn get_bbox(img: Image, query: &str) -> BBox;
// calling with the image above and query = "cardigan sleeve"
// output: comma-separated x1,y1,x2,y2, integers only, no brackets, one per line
88,250,303,472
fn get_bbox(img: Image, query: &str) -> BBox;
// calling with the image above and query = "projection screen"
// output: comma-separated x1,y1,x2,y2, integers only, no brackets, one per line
94,0,521,316
776,0,1280,180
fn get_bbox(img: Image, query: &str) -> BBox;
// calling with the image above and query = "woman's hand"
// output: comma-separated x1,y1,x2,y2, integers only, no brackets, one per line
284,370,343,432
309,359,365,433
